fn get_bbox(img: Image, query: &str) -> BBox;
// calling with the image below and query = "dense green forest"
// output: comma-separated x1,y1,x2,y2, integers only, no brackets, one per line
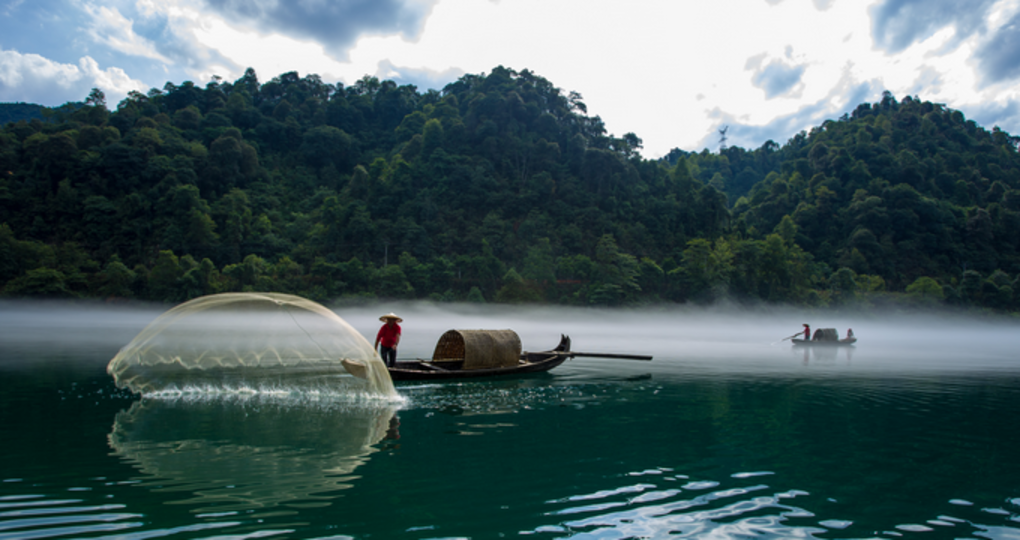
0,102,67,125
2,66,1020,311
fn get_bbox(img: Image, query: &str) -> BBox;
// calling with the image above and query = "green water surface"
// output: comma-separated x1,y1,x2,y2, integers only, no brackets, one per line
2,303,1019,539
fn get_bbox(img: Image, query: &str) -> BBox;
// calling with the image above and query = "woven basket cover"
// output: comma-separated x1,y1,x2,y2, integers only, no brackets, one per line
431,329,522,370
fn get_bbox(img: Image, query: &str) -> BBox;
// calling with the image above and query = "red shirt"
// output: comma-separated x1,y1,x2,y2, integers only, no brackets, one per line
376,323,401,348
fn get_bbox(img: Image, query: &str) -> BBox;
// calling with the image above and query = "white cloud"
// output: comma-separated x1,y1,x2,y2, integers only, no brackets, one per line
0,50,80,91
1,0,25,16
78,56,148,97
0,48,146,105
7,0,1020,155
81,2,172,63
191,17,349,82
333,0,884,155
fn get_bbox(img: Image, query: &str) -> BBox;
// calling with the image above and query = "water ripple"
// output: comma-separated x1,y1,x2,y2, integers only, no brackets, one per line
0,490,268,540
0,495,143,540
529,470,1020,539
550,484,658,503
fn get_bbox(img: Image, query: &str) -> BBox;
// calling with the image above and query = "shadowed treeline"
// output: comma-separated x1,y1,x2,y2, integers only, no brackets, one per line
2,69,1020,311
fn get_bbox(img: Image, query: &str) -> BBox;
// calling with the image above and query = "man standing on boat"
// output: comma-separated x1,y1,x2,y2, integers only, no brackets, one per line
799,323,811,340
375,313,402,368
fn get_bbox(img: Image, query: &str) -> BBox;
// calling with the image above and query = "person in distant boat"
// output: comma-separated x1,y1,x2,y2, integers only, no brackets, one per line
798,323,811,340
375,312,402,368
847,328,854,339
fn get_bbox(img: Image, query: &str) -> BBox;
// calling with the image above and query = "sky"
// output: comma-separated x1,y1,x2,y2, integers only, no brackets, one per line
2,0,1020,158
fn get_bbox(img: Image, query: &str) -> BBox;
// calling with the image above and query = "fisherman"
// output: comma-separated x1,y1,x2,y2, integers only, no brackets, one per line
799,323,811,340
847,328,854,339
375,312,402,368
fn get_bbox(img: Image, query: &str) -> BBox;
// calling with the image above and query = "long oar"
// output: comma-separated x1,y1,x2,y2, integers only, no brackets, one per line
771,333,802,346
539,351,653,361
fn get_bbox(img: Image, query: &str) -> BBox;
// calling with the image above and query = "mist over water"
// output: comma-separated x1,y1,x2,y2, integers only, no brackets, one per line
338,301,1020,378
0,300,159,365
3,299,1019,379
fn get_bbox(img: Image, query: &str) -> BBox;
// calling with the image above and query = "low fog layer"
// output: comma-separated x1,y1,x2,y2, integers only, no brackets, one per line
0,301,162,366
340,302,1020,377
3,299,1019,377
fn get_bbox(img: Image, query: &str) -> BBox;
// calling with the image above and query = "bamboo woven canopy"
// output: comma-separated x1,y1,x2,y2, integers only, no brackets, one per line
813,328,839,341
431,329,522,370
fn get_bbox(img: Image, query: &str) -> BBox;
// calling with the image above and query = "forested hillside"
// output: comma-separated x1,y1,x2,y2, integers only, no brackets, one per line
2,67,1019,311
0,102,51,125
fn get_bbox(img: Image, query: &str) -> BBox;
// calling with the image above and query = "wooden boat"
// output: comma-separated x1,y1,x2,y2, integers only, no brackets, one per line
791,328,856,346
387,329,651,381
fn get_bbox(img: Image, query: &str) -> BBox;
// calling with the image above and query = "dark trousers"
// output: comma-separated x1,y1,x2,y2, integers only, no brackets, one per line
380,346,397,367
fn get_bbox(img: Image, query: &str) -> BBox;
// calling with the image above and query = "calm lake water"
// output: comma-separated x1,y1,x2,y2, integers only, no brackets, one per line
2,300,1019,539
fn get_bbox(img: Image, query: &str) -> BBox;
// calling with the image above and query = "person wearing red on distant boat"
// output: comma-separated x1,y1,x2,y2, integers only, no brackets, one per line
799,323,811,340
375,312,402,368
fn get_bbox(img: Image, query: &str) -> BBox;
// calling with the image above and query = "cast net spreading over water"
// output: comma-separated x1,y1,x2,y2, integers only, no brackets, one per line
107,293,397,398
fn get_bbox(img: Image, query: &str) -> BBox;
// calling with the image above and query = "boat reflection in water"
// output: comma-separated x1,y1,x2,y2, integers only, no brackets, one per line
798,343,854,365
108,396,399,513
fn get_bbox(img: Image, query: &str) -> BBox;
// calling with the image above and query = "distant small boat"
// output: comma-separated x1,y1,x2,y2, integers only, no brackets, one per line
387,329,651,381
792,328,856,346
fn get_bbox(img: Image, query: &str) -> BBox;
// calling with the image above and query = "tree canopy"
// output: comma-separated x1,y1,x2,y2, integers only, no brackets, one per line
3,73,1020,313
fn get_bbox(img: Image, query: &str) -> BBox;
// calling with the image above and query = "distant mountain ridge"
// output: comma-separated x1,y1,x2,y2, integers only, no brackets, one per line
0,101,86,125
0,102,48,124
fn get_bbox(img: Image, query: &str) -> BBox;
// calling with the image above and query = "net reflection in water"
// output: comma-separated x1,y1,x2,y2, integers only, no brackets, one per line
108,395,401,514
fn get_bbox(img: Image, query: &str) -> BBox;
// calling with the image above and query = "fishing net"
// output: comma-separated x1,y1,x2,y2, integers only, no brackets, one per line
107,292,396,398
